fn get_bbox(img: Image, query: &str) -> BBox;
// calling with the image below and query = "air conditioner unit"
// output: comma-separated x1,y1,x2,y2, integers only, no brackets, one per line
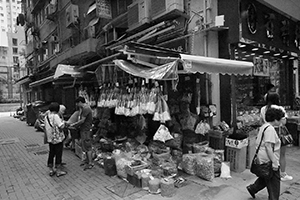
151,0,184,21
127,0,151,31
65,4,79,28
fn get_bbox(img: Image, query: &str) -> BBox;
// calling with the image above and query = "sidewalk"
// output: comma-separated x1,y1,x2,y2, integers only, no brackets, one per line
0,114,300,200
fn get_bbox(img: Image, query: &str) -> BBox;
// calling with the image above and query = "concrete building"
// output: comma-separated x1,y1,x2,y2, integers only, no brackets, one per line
19,0,300,127
0,0,25,101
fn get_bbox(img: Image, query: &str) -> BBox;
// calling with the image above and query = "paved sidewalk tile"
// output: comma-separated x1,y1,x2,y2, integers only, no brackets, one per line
0,116,145,200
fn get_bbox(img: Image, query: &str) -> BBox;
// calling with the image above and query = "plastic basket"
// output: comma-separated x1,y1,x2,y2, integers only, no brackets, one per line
225,146,247,173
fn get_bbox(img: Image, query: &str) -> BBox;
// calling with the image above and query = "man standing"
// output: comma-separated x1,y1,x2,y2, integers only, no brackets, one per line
70,96,94,170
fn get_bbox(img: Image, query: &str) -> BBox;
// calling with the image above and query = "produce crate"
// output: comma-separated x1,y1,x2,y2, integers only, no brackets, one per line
226,146,247,173
209,135,226,150
125,161,148,176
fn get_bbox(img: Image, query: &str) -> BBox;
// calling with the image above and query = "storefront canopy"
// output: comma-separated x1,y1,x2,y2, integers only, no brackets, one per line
180,54,253,75
54,64,83,79
113,59,179,80
29,64,83,88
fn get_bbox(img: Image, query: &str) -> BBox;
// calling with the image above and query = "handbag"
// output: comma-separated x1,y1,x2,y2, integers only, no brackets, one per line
279,126,294,145
250,125,273,179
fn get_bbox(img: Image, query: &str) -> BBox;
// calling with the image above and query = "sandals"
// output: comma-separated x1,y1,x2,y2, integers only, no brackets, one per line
83,163,94,171
49,170,56,177
56,171,67,177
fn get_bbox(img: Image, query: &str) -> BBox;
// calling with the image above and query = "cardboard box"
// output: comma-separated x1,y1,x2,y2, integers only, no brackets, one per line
225,138,248,149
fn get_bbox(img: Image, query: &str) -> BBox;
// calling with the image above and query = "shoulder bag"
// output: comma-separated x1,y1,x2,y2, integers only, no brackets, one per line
250,125,273,179
279,125,294,145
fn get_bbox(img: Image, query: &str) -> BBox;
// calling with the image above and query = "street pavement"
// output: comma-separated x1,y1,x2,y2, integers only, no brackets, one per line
0,112,300,200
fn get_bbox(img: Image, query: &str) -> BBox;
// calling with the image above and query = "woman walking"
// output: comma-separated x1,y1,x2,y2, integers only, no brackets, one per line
260,92,293,181
45,102,67,177
247,107,285,200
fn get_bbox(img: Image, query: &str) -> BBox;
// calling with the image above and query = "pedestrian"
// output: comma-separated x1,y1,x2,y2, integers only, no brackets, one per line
44,102,67,177
247,107,285,200
70,96,94,170
261,92,293,181
264,83,275,102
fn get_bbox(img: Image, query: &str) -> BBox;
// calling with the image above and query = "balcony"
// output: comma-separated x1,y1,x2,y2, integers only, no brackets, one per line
50,38,99,69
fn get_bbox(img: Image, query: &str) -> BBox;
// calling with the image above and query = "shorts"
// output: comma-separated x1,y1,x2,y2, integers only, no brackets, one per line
80,130,92,152
70,128,80,140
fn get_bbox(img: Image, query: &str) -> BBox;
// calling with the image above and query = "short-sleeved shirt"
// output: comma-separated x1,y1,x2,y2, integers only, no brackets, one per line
79,104,93,132
256,123,281,164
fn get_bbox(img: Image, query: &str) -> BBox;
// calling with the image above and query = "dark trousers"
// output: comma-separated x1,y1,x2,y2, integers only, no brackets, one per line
249,169,280,200
47,142,63,168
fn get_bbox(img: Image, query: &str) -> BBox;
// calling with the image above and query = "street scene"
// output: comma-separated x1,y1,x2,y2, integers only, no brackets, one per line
1,0,300,200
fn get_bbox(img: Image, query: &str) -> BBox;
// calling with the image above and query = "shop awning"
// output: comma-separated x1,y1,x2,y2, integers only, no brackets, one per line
54,64,84,79
29,75,54,88
180,54,253,75
30,64,84,88
113,59,179,80
15,75,31,85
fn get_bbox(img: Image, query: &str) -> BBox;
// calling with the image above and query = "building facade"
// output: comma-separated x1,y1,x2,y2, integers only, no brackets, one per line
0,0,25,101
19,0,300,127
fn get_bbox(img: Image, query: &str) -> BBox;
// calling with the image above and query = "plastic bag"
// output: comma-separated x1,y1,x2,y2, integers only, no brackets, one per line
220,161,232,179
182,154,197,175
193,141,209,153
153,124,174,143
195,153,214,181
214,150,224,177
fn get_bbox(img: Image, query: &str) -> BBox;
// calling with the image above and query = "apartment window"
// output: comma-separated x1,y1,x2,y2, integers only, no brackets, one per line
0,13,4,17
12,47,18,54
1,20,3,23
12,0,15,2
13,56,18,63
12,38,17,46
0,6,3,10
2,56,5,59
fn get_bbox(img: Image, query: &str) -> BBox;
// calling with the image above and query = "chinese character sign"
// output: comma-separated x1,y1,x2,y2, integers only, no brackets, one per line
96,0,112,19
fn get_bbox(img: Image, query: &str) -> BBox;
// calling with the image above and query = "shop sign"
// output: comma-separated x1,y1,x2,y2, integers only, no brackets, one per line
241,0,300,53
96,0,112,19
253,57,270,77
225,138,249,149
246,3,257,34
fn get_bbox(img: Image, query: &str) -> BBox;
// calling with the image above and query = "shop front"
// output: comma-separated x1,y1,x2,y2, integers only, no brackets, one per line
219,0,300,127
